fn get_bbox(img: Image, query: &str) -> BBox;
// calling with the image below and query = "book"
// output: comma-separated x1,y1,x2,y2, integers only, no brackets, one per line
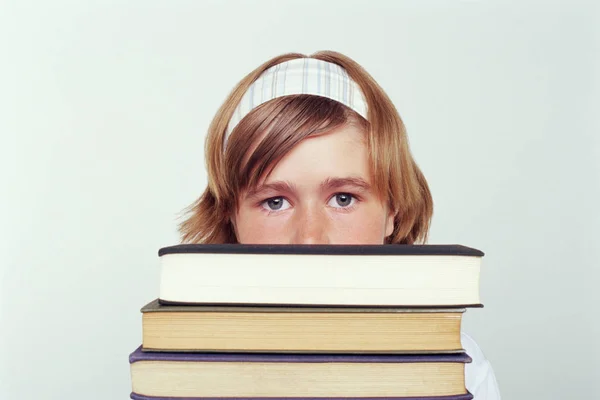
140,299,465,353
158,244,483,307
129,346,473,399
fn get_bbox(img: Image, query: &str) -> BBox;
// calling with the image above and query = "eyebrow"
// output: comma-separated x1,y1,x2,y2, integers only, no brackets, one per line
245,177,372,199
320,177,372,192
246,181,299,199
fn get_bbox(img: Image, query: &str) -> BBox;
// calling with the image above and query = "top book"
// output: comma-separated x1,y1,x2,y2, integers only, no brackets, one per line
158,244,484,307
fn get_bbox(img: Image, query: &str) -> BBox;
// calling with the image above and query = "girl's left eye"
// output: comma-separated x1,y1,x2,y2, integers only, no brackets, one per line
327,193,356,208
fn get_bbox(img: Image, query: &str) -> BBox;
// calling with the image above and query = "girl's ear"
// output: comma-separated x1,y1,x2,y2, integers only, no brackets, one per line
229,213,237,232
385,208,395,238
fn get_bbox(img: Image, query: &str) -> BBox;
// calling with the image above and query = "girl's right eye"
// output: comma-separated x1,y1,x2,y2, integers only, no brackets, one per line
260,197,291,212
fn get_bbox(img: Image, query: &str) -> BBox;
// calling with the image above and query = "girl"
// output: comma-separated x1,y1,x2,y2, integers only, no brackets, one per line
178,51,501,399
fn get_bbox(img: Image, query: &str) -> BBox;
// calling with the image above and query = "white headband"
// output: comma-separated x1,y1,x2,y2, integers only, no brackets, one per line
224,58,368,146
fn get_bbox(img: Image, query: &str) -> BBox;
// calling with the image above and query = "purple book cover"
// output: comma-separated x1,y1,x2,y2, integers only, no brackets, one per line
129,346,472,364
158,243,484,257
130,393,473,400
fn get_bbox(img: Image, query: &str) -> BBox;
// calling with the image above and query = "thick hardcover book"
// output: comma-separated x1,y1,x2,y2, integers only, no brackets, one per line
141,299,465,353
129,346,472,399
158,244,484,307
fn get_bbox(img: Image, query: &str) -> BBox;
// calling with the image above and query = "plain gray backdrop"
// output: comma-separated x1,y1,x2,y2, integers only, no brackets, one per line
1,1,598,399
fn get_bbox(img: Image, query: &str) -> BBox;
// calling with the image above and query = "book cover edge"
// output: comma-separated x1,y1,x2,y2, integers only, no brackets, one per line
128,346,473,364
157,244,485,257
142,298,470,313
130,392,474,400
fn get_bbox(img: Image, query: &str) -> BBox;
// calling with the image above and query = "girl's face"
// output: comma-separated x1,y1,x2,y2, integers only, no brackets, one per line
232,124,395,244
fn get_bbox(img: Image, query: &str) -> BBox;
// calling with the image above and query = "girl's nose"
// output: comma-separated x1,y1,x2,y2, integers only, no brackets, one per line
290,205,330,244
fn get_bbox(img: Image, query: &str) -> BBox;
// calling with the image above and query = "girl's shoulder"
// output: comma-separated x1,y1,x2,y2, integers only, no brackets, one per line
461,332,502,399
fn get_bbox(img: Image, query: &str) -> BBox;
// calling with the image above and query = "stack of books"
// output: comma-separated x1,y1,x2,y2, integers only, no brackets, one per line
129,244,484,399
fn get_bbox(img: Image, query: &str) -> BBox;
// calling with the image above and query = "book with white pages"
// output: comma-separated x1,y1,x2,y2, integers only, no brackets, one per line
158,244,484,308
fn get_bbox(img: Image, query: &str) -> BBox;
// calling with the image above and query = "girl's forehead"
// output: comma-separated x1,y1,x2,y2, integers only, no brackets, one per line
249,125,372,188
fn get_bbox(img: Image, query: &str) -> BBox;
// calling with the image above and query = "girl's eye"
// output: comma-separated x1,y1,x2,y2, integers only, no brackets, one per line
328,193,356,208
261,197,291,212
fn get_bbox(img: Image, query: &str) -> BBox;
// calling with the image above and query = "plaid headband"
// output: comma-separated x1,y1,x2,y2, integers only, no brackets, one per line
224,58,368,147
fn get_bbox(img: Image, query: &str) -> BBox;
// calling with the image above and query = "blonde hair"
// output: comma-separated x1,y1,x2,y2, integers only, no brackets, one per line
178,51,433,244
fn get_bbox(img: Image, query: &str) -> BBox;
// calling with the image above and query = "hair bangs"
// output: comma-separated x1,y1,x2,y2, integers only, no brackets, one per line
225,94,366,197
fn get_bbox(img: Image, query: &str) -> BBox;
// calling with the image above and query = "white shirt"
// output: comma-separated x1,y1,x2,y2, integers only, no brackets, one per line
462,332,502,399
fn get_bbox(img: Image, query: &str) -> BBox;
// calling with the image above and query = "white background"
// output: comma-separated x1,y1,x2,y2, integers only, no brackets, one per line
1,1,598,399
